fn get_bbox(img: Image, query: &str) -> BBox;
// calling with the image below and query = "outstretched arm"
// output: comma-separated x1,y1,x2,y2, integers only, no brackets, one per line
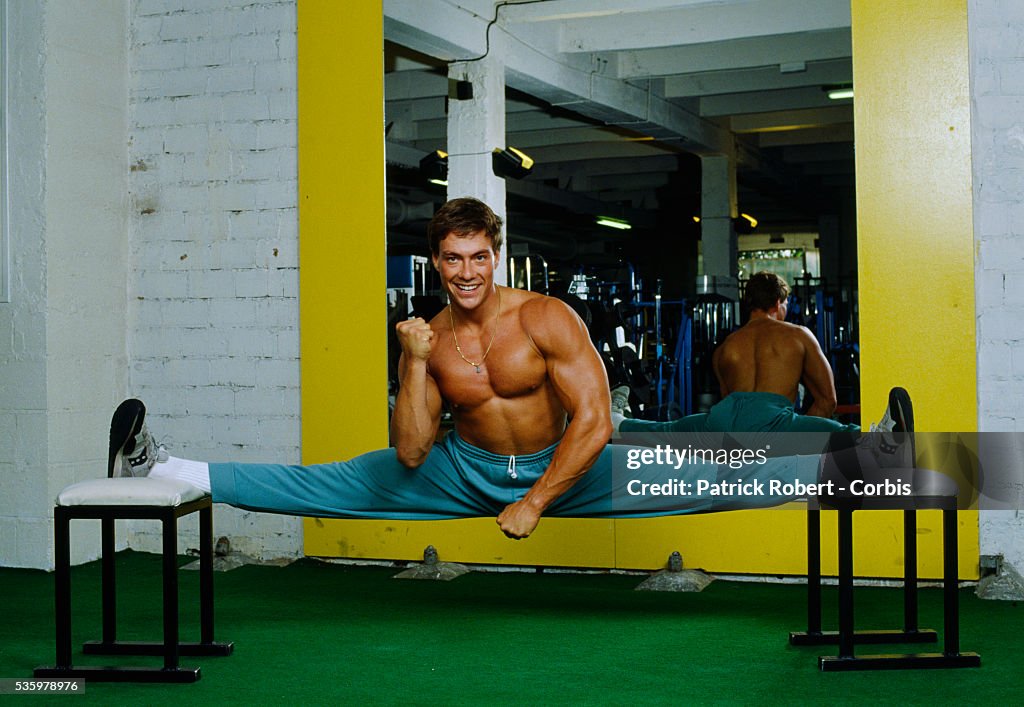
496,298,612,539
391,318,443,468
799,326,838,419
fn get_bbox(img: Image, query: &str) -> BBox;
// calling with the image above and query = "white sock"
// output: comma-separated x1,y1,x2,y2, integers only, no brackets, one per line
148,455,212,493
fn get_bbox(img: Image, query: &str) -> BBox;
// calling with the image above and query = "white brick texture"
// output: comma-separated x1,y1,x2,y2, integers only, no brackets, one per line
972,5,1024,428
970,1,1024,570
128,0,301,559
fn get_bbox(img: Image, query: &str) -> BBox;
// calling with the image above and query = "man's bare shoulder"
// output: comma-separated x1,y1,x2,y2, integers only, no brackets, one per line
519,292,585,351
772,319,814,336
518,289,564,312
759,320,819,355
718,318,814,357
780,320,818,342
737,317,810,337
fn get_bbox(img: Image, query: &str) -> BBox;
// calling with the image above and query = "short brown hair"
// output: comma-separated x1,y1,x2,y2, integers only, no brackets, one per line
743,271,790,312
427,197,504,256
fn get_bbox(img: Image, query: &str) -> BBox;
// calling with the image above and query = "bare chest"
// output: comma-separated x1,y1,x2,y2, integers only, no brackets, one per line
431,330,549,409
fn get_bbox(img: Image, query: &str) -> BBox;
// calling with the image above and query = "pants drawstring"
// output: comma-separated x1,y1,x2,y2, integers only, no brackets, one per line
508,455,517,480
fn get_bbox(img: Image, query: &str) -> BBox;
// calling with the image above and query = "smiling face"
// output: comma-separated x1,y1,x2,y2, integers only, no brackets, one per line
432,230,499,313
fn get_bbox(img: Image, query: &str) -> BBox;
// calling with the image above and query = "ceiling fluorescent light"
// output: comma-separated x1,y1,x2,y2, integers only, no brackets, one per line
826,87,854,100
596,216,631,231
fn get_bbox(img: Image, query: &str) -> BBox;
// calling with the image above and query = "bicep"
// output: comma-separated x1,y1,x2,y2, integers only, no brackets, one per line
532,301,609,416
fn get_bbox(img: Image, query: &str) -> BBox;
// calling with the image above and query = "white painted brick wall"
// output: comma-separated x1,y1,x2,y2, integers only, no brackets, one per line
0,0,131,570
970,0,1024,570
127,0,301,560
0,1,49,570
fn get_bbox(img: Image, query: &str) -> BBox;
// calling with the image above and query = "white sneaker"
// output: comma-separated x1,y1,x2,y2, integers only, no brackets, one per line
856,430,914,469
108,399,168,478
611,386,632,418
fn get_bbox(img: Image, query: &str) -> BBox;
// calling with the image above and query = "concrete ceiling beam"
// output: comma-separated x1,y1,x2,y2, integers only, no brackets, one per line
664,58,852,98
611,29,851,79
511,0,851,53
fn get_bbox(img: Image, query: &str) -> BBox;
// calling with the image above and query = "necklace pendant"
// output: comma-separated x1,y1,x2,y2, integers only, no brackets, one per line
474,365,481,374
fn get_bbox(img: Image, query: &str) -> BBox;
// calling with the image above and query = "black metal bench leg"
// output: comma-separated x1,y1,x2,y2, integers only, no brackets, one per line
943,508,960,656
903,510,918,633
54,509,72,669
790,506,938,649
102,517,116,646
200,504,214,644
789,509,823,645
837,508,855,659
163,512,180,671
36,498,230,682
808,509,822,634
820,506,981,671
194,505,233,656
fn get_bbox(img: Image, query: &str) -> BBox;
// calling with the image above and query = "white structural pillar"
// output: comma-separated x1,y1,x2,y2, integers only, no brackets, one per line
700,154,738,299
447,50,508,285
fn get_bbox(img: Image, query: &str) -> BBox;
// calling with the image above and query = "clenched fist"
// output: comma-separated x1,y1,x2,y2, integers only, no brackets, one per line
395,317,436,361
496,499,542,539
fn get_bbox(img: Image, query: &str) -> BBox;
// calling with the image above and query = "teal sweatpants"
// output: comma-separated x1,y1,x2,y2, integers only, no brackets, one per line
620,392,860,435
209,431,821,519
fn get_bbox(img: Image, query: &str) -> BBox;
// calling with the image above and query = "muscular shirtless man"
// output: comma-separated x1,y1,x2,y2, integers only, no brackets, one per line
390,198,611,538
107,201,825,540
614,271,910,437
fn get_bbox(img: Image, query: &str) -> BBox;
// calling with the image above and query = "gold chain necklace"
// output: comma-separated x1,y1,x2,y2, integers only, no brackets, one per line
448,287,502,374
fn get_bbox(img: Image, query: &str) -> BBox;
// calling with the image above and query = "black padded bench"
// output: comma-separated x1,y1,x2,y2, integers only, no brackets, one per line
35,477,234,682
791,466,981,670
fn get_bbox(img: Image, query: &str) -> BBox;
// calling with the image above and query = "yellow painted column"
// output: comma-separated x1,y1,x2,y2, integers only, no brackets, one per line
852,0,977,578
853,0,976,430
297,2,389,552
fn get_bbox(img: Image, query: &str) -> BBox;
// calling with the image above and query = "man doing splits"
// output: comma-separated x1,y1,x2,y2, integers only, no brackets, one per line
112,199,900,539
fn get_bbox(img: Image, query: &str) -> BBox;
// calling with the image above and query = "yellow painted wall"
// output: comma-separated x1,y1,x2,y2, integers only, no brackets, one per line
614,508,976,579
304,517,617,567
850,0,978,577
302,508,969,579
298,1,978,579
853,0,976,430
297,1,390,550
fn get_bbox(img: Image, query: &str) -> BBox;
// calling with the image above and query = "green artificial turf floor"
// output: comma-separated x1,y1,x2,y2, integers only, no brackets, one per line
1,550,1020,705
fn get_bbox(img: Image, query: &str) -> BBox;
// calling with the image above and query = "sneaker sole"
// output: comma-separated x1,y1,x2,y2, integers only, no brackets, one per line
887,386,915,467
888,387,914,434
108,399,146,477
